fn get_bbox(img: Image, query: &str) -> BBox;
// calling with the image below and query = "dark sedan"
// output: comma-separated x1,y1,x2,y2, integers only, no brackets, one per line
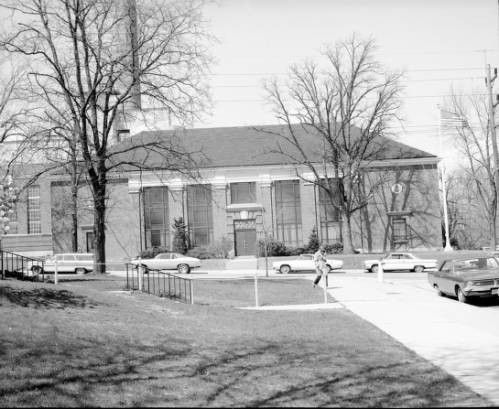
427,256,499,303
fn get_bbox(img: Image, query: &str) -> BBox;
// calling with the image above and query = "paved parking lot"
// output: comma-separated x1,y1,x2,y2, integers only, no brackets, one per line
328,270,499,405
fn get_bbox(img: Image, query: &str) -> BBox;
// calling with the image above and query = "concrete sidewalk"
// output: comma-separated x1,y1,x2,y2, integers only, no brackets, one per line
326,273,499,406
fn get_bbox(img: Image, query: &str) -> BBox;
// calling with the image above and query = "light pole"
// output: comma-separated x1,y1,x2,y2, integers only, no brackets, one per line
437,106,454,252
261,208,269,277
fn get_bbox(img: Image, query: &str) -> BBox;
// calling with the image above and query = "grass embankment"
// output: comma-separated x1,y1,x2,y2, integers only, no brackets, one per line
0,275,491,407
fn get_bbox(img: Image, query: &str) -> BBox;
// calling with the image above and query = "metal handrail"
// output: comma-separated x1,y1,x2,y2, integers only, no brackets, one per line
0,250,45,281
124,263,193,304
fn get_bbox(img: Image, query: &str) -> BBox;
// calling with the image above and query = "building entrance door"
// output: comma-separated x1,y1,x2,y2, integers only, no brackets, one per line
234,219,257,256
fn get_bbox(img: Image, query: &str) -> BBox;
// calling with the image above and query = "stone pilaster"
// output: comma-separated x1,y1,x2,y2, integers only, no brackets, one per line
211,182,228,243
300,177,318,247
256,177,273,238
168,185,185,250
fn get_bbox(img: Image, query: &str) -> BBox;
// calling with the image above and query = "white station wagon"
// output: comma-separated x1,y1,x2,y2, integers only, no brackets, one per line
42,253,94,274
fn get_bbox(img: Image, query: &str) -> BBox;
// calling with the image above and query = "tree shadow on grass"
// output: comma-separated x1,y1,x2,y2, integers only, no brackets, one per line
0,286,100,309
184,344,491,408
0,337,492,407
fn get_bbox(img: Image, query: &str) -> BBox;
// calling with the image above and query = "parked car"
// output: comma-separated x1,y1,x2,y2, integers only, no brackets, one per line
272,253,343,274
427,256,499,303
42,253,94,274
130,252,201,274
16,260,45,280
364,252,437,273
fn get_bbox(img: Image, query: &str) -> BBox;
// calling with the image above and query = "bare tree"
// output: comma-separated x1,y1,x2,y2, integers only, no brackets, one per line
445,168,490,249
262,34,403,253
1,0,212,272
0,56,25,174
443,90,497,249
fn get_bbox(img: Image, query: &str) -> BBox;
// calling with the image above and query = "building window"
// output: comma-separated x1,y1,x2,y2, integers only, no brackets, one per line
318,182,341,244
27,185,41,234
117,129,130,142
274,180,302,247
230,182,256,204
187,185,213,247
392,217,408,242
86,231,95,252
143,187,169,249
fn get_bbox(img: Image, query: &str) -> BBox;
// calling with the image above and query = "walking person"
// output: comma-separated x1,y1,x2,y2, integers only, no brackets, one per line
313,245,328,288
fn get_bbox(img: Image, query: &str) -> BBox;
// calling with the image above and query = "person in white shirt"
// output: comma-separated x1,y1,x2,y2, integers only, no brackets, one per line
313,245,328,288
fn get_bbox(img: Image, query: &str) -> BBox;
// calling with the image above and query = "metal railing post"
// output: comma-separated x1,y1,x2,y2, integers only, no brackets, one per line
126,263,129,289
138,257,143,291
54,258,58,285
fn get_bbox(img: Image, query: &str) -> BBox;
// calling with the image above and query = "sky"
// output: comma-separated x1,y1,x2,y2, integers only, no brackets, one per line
200,0,499,166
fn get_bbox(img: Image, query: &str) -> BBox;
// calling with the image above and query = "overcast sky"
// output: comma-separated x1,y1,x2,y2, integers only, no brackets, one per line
201,0,499,164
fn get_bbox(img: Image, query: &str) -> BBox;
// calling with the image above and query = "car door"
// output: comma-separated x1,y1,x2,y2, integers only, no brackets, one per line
156,253,175,270
439,261,456,294
429,261,445,290
382,254,398,270
75,254,93,271
61,254,76,272
292,255,313,271
399,254,415,271
169,254,183,270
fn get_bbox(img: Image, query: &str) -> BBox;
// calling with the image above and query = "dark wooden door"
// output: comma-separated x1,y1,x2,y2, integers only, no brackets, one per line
235,229,256,256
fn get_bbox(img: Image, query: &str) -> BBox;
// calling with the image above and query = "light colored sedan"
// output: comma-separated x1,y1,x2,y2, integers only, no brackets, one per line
272,253,343,274
130,252,201,274
364,252,437,273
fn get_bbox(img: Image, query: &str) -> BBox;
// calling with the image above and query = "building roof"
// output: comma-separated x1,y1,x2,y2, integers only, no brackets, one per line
112,123,437,170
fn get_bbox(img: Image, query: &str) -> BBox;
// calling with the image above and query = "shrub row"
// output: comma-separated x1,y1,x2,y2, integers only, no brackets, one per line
257,238,343,257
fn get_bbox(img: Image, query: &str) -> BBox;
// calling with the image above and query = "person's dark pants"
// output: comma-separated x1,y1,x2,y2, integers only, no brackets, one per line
313,273,322,285
314,269,328,287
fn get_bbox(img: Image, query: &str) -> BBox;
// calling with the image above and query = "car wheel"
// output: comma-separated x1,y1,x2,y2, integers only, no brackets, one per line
433,284,444,297
75,268,86,275
31,266,43,274
279,265,291,274
414,265,424,273
371,264,379,274
177,264,190,274
457,287,468,303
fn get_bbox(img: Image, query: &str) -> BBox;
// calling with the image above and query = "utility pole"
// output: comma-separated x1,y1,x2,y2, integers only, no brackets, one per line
437,105,454,252
485,64,499,249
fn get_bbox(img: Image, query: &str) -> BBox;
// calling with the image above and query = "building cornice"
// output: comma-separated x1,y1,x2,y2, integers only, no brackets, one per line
126,157,439,192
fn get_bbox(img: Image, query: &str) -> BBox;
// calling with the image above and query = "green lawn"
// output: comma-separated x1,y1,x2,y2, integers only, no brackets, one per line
0,275,491,407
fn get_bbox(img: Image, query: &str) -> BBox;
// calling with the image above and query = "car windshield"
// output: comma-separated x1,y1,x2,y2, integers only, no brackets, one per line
453,257,499,272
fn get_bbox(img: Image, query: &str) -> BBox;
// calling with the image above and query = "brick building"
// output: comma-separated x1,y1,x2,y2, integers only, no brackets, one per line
2,124,442,259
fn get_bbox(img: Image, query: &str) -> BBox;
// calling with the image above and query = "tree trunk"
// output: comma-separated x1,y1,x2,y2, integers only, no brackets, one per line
93,183,106,274
360,205,372,252
342,214,354,254
490,194,497,250
358,175,372,252
71,183,78,252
